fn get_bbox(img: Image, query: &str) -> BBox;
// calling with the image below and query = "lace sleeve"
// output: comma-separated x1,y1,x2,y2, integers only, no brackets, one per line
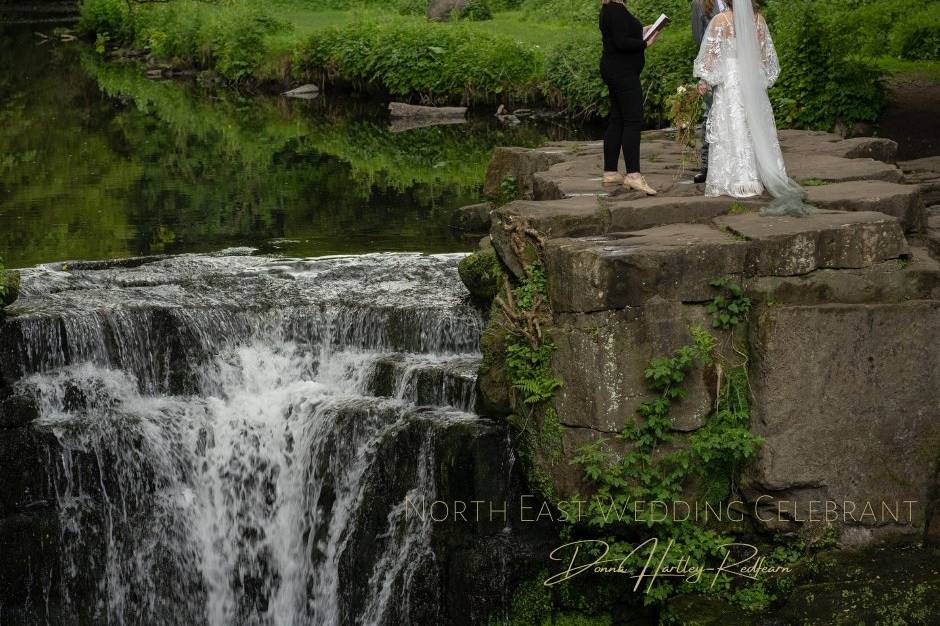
758,15,780,87
693,15,729,87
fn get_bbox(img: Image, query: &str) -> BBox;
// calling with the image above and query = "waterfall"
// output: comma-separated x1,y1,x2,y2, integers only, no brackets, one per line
3,252,511,626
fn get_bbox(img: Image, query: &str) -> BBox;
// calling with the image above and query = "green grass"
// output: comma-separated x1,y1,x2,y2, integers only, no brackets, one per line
867,56,940,82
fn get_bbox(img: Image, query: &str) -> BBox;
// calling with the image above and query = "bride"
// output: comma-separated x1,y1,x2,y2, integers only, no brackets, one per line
693,0,812,215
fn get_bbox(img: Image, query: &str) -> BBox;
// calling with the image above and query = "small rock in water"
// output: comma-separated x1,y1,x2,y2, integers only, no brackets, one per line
283,84,320,99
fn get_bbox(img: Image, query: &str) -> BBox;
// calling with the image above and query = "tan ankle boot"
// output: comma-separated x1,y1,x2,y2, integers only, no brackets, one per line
624,173,656,195
602,172,624,185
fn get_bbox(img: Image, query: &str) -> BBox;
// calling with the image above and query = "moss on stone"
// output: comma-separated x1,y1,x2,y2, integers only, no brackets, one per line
0,270,21,312
458,247,505,303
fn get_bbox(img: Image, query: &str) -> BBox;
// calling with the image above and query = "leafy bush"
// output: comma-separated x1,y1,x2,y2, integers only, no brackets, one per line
542,31,606,116
460,0,493,21
767,0,884,130
132,1,287,81
78,0,130,39
296,17,544,103
642,29,698,126
889,5,940,60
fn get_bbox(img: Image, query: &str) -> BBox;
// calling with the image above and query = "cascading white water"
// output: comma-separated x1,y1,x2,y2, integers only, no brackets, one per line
12,252,489,626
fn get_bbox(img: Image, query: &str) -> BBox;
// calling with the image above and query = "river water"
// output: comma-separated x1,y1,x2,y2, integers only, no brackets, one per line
0,25,594,269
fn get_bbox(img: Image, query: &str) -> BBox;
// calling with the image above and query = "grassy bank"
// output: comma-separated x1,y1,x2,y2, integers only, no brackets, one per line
79,0,939,129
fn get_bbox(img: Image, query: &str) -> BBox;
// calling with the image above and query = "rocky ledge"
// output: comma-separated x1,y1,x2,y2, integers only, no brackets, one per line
460,129,940,547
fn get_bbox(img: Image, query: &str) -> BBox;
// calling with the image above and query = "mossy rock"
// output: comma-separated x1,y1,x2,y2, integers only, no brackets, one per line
0,270,21,311
458,246,505,303
661,594,752,625
478,316,512,416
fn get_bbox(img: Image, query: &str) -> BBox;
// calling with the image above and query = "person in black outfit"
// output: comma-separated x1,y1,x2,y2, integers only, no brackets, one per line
599,0,660,195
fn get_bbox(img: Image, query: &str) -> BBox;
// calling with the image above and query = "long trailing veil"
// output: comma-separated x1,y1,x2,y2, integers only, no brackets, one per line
733,0,815,216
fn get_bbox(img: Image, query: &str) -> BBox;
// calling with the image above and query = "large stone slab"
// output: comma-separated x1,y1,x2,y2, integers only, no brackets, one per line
784,153,903,184
607,195,765,232
544,224,746,313
545,212,909,313
745,301,940,541
779,129,898,163
715,210,909,275
748,245,940,306
805,180,926,233
490,197,608,277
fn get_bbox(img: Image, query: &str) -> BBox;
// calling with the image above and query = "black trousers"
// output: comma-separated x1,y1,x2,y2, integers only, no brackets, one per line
602,71,643,173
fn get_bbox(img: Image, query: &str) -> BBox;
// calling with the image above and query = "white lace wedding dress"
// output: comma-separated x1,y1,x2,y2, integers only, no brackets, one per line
693,10,784,199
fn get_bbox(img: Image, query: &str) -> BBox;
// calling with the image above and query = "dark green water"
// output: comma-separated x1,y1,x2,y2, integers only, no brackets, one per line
0,25,595,269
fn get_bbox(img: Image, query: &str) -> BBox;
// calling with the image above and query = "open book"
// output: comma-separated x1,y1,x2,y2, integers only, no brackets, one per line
643,14,670,41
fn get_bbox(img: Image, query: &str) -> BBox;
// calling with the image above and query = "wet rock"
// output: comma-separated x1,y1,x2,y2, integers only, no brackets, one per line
477,320,512,416
765,542,940,624
744,301,940,539
661,594,751,625
0,427,54,515
0,269,20,310
457,245,504,302
450,201,493,233
0,391,39,429
0,509,60,623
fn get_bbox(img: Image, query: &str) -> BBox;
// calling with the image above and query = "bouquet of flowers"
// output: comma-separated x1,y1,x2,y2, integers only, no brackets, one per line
668,83,705,175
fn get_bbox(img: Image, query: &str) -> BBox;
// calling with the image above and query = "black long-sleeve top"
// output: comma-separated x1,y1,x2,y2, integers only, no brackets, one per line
599,2,646,76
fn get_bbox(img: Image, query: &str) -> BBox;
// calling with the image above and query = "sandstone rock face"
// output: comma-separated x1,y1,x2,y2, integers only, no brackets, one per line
745,302,940,539
466,130,940,544
482,147,568,199
552,303,714,435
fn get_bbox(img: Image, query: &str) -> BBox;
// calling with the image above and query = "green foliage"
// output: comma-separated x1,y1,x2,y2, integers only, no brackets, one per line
642,30,699,126
889,5,940,61
512,263,547,311
542,31,606,117
706,277,751,330
458,248,505,301
505,266,560,404
296,17,544,103
131,1,288,81
817,0,940,61
572,314,764,603
520,0,689,26
78,0,130,39
766,0,885,130
495,175,519,206
460,0,493,21
506,340,561,404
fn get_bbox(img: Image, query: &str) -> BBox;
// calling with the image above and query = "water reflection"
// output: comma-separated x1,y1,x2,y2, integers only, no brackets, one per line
0,26,595,268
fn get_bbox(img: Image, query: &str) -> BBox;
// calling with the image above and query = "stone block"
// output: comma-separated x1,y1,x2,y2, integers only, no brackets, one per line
745,301,940,538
